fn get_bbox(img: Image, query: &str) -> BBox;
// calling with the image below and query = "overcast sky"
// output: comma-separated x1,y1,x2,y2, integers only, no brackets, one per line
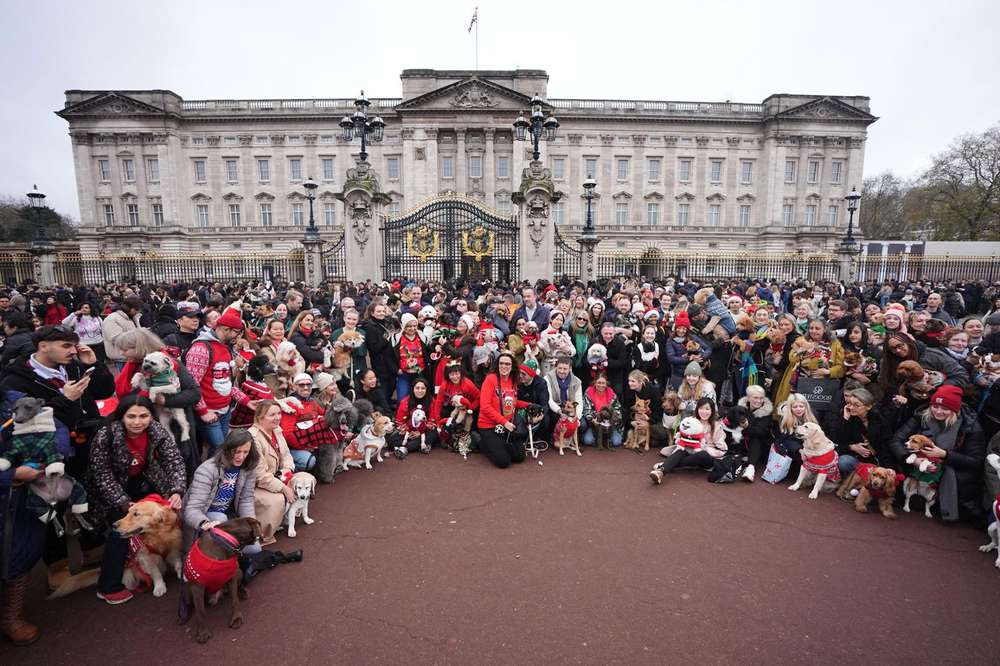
2,0,998,218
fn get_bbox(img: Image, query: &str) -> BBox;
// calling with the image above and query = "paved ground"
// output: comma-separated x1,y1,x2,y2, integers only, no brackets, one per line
3,448,998,665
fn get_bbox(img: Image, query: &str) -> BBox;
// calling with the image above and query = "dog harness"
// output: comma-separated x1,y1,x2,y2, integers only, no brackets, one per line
854,464,904,499
183,528,240,594
802,448,841,483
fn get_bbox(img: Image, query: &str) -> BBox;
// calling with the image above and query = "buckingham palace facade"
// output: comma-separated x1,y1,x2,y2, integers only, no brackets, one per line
58,68,876,260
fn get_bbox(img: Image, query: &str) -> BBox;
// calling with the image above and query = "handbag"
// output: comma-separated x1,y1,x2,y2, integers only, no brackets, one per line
797,377,839,412
761,444,792,484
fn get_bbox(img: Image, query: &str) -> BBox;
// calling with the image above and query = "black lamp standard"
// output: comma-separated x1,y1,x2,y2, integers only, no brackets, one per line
339,91,385,163
303,176,318,235
26,184,48,244
582,175,597,239
578,175,601,281
843,186,861,250
513,94,559,162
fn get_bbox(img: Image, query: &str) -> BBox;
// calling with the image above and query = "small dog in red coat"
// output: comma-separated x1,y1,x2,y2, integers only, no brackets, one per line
553,400,581,457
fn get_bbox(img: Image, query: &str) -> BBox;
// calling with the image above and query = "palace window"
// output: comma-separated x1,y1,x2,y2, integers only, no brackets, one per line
739,205,751,227
831,160,843,184
615,202,628,225
126,203,139,226
617,159,629,181
257,159,270,182
103,203,115,226
122,159,136,182
388,201,402,216
807,160,820,183
708,204,721,226
497,156,510,178
289,158,302,182
647,202,660,225
98,159,111,182
292,202,304,226
324,203,336,226
229,204,241,227
225,159,239,182
259,203,272,227
441,156,454,178
387,156,400,179
782,204,794,226
146,158,160,183
496,194,511,215
196,204,209,228
677,203,690,226
740,160,753,184
805,204,817,226
584,158,598,179
647,158,661,181
551,157,564,180
784,160,797,183
678,159,692,182
152,203,163,227
322,158,335,181
827,205,839,226
469,155,482,178
552,201,565,225
710,160,722,184
193,159,206,183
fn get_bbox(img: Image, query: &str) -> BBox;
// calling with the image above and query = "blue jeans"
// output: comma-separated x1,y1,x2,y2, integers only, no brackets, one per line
290,449,316,472
205,511,261,555
838,453,860,477
395,373,417,404
580,423,623,447
196,408,231,457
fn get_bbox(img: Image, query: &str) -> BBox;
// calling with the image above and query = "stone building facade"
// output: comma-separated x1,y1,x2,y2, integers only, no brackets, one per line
58,69,876,262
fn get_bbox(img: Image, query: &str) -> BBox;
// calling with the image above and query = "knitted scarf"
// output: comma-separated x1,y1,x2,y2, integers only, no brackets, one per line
556,374,572,403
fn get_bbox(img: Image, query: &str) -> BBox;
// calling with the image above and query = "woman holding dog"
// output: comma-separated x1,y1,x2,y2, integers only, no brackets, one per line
182,429,262,555
649,398,726,484
773,318,845,409
581,373,623,448
88,394,187,605
828,388,894,476
390,377,440,457
248,400,296,545
889,385,987,522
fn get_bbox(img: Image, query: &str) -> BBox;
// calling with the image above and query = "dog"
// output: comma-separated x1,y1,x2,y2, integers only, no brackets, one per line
901,434,943,518
978,453,1000,568
895,360,925,397
180,517,262,644
274,340,306,395
132,351,190,441
593,405,614,451
836,463,904,519
342,411,394,470
401,405,431,454
624,398,651,452
331,330,365,381
553,400,581,456
788,421,840,500
284,472,317,538
113,497,183,597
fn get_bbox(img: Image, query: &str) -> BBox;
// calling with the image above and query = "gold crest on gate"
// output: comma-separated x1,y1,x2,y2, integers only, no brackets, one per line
407,224,439,262
462,226,494,262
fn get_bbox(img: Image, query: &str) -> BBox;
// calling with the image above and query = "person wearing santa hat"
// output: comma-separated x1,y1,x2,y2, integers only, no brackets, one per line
391,312,429,403
186,305,255,456
665,310,711,390
889,383,986,522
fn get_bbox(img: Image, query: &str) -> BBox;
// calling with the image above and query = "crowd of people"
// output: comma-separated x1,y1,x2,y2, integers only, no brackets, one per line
0,274,999,646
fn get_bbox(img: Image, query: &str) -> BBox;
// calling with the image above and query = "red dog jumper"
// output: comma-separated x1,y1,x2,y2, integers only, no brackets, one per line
183,528,240,594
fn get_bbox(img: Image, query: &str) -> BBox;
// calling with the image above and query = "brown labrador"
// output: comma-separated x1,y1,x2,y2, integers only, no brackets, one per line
178,517,262,643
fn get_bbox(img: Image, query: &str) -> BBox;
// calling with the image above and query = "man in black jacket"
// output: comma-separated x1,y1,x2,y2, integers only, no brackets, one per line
1,311,35,367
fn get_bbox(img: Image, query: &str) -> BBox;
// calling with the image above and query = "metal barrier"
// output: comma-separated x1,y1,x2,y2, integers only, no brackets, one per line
595,252,840,282
75,253,305,284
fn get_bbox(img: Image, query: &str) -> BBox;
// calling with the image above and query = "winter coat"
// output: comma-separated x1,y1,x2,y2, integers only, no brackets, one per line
543,371,583,419
61,313,104,346
248,424,294,544
361,318,397,380
666,335,711,386
0,328,34,367
86,421,187,521
511,303,551,329
101,309,140,361
918,344,970,389
290,329,327,365
182,457,256,534
737,395,774,446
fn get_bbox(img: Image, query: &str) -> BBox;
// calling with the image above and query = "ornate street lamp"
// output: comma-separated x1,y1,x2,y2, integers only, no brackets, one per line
303,176,318,235
513,94,559,162
843,186,861,250
26,184,48,245
578,175,601,282
581,175,597,240
339,91,385,163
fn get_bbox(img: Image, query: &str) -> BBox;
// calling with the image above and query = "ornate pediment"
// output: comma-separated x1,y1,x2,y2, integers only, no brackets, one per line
675,191,695,201
57,92,170,119
774,96,876,122
222,191,243,201
254,192,275,201
395,77,536,112
706,193,727,202
643,191,664,201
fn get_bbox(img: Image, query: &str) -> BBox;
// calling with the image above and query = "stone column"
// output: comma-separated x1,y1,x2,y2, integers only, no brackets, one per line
455,129,467,195
513,160,562,282
578,234,601,284
837,244,859,283
31,242,57,286
301,230,324,288
483,129,496,203
401,128,415,205
337,160,390,282
424,128,439,197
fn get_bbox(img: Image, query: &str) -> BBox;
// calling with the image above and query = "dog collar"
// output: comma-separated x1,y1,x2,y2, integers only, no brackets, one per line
207,527,241,555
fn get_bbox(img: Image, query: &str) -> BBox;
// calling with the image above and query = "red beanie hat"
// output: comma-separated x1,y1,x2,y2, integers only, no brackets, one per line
519,360,538,380
930,385,963,413
216,307,245,331
674,310,691,329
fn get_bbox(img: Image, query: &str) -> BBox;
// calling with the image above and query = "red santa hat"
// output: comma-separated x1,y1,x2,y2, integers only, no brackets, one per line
216,306,245,331
673,310,691,329
643,308,660,320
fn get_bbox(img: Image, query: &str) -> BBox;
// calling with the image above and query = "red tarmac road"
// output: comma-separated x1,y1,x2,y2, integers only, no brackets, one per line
3,449,998,665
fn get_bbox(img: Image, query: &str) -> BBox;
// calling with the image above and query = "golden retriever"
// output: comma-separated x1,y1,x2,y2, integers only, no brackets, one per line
113,498,183,597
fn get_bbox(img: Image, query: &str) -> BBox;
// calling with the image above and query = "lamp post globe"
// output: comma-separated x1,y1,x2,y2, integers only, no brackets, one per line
513,93,559,162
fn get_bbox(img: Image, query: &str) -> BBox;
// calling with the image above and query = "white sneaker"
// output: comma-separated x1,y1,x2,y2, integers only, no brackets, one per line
742,464,755,483
649,469,664,485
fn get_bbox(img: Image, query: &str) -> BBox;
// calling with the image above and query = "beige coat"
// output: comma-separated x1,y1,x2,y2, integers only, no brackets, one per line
249,424,294,545
101,310,139,361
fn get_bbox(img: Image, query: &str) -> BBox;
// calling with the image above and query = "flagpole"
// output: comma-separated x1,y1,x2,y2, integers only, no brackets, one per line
475,7,479,71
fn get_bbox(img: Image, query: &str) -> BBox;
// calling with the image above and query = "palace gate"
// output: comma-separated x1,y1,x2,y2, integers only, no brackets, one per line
381,195,518,282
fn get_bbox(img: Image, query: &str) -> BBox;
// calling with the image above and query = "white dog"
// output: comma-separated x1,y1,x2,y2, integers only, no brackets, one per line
132,351,190,441
788,421,840,500
342,412,395,470
284,471,317,538
978,453,1000,569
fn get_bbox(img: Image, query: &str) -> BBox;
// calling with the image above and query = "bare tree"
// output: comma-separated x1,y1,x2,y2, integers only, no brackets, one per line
920,124,1000,241
860,171,912,239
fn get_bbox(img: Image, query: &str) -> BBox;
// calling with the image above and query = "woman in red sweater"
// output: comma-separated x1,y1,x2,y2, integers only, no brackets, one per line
390,377,439,457
477,351,531,468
